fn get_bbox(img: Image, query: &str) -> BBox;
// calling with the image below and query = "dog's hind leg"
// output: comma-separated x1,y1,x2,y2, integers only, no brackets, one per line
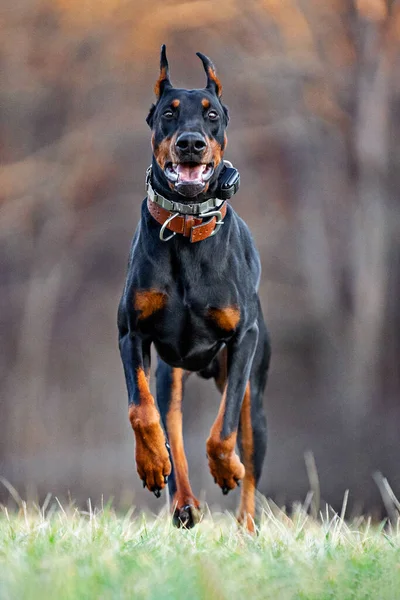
156,358,200,528
237,311,270,533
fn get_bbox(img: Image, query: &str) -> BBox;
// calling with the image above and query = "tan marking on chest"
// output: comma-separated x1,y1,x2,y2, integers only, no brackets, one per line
134,290,167,320
208,306,240,331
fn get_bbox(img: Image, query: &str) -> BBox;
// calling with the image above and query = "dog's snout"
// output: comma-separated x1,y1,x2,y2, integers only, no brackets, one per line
175,132,207,154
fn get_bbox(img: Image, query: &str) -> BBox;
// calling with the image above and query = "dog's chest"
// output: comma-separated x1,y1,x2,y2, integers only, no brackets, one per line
134,283,239,338
137,286,238,369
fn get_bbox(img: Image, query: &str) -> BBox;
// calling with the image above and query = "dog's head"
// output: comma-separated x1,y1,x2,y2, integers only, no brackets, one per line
146,45,229,200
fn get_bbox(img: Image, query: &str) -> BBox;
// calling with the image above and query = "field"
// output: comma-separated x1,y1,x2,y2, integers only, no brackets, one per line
1,498,400,600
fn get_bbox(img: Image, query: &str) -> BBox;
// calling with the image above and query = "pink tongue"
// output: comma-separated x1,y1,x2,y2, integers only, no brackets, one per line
177,163,205,182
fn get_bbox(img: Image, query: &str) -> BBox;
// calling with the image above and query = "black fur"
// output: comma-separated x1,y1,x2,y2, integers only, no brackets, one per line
118,47,270,525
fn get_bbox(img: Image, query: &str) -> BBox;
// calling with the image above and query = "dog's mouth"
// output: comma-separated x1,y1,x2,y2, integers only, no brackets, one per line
164,162,214,197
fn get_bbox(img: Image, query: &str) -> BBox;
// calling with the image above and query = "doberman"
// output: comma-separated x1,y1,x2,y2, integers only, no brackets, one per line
118,46,270,532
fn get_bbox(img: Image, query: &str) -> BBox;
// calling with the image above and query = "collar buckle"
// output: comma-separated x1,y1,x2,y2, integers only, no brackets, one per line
198,209,224,238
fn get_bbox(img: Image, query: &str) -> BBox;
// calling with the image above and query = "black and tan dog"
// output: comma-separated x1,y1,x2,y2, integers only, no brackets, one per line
118,46,270,532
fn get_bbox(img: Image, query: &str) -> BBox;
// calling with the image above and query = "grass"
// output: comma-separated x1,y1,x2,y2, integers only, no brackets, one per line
1,498,400,600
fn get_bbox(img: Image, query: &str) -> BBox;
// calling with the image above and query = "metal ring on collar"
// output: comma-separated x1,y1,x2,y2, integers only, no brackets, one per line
159,212,178,242
198,209,224,237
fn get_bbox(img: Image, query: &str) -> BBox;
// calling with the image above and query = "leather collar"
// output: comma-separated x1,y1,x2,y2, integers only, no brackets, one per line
147,196,227,243
145,166,227,243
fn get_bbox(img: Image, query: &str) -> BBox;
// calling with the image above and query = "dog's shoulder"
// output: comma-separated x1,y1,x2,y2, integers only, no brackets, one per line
225,206,262,285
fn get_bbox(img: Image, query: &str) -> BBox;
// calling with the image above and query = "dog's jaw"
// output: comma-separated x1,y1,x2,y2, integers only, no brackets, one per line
151,157,223,204
164,162,214,198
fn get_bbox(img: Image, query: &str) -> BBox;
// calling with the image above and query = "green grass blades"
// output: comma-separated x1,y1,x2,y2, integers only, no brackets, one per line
1,503,400,600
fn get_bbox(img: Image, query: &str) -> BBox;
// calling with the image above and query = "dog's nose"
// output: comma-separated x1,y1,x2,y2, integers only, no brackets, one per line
175,132,207,154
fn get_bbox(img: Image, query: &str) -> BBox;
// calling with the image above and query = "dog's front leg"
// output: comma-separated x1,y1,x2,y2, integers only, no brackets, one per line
206,324,259,495
119,333,171,496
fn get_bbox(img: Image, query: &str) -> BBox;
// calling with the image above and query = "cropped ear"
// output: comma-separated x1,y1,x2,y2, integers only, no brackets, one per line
146,104,156,128
196,52,222,98
154,44,172,99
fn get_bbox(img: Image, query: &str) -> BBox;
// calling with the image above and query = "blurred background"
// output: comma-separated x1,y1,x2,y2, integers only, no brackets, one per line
1,0,400,516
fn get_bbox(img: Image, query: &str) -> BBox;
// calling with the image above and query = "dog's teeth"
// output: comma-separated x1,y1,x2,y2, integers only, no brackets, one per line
165,164,179,182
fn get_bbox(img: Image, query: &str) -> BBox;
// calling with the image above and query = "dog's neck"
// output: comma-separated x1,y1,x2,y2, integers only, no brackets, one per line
150,158,224,206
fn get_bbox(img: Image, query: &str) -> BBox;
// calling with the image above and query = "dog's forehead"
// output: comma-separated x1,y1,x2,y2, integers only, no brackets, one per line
160,88,215,108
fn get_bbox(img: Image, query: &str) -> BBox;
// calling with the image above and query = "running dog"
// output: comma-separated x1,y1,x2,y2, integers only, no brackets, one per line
118,46,270,531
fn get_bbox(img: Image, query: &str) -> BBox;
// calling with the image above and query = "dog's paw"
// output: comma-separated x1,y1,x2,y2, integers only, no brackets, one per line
131,408,171,495
172,497,201,529
135,428,171,495
206,437,245,494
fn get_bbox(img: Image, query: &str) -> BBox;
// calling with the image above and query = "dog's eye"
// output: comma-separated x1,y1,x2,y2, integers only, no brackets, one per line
208,110,219,121
163,110,174,119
